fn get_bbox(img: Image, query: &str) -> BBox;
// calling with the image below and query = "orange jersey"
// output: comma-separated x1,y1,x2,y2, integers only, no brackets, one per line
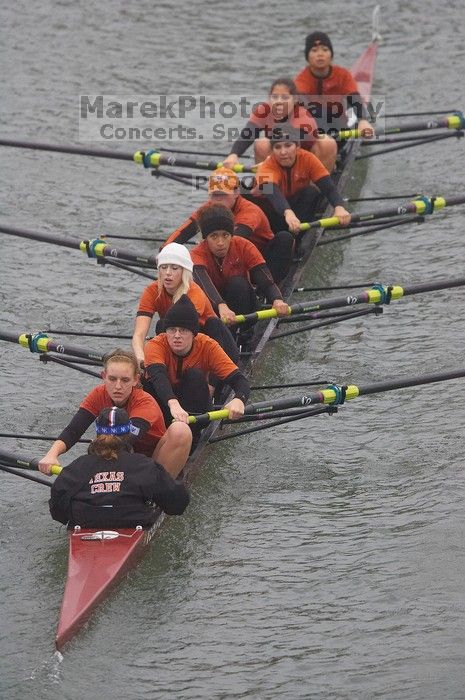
164,196,273,252
294,64,359,98
231,195,273,250
250,103,318,150
254,148,329,199
137,280,216,325
144,332,239,387
80,385,166,455
190,236,265,292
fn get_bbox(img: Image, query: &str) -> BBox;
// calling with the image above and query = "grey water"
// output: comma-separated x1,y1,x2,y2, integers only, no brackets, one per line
1,1,465,698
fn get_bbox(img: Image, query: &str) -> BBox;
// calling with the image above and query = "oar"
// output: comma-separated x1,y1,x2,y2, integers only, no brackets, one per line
0,138,255,173
299,194,465,232
0,329,104,362
339,113,465,140
0,462,55,487
233,274,465,325
0,447,62,476
188,366,465,426
0,224,159,267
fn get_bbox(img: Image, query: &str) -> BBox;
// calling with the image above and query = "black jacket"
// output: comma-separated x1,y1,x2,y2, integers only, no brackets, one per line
49,451,189,528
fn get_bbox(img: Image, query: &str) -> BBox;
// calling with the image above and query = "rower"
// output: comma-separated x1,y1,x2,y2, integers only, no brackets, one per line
38,348,192,478
163,168,293,284
222,77,337,172
144,295,250,435
294,31,374,139
49,407,190,528
252,124,351,235
132,241,239,366
191,203,290,325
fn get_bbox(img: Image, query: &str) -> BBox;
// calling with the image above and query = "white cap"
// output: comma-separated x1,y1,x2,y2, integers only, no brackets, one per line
156,242,193,272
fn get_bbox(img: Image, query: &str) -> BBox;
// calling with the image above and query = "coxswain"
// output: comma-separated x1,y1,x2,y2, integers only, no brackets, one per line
49,407,190,528
163,168,293,284
38,348,192,478
144,295,250,436
252,124,351,235
294,31,374,138
132,241,239,367
190,203,290,324
223,77,337,172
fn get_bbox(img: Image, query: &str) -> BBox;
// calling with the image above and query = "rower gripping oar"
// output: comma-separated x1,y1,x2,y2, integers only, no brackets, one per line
233,274,465,325
188,366,465,426
299,194,465,232
0,447,62,476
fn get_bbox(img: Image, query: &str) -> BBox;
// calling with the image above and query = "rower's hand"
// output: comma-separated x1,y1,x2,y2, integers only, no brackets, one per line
168,399,189,424
218,302,237,325
222,154,239,169
225,397,245,421
358,119,375,139
334,205,351,227
39,453,61,475
284,209,301,235
272,299,291,317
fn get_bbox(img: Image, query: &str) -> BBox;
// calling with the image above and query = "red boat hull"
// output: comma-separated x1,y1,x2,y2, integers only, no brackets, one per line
55,525,158,649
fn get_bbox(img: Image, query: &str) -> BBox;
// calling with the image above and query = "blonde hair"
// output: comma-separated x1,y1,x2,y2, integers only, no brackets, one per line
103,348,139,377
170,268,193,304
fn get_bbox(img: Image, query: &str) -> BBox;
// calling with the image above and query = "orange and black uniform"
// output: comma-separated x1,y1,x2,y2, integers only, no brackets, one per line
252,147,345,231
191,236,283,315
49,450,189,528
294,64,369,132
228,102,319,157
165,196,292,284
58,385,166,458
137,280,216,325
164,195,274,253
144,332,250,422
136,280,240,364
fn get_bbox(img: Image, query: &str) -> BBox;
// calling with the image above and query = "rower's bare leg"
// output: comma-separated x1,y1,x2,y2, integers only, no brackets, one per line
254,137,272,164
311,135,337,173
153,422,192,478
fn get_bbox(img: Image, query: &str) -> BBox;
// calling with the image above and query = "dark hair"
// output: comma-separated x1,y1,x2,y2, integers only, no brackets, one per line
269,77,297,96
88,434,133,460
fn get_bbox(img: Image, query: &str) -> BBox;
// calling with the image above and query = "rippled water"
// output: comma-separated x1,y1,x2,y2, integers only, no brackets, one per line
1,1,465,698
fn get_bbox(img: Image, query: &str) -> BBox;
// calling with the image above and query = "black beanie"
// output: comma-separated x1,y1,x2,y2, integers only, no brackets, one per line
198,203,235,239
163,295,199,335
304,31,334,59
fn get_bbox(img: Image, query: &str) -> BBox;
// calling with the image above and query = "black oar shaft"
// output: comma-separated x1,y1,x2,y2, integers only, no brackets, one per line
0,446,40,470
0,138,134,161
0,329,104,362
246,367,465,414
0,224,78,249
0,224,158,267
0,463,54,487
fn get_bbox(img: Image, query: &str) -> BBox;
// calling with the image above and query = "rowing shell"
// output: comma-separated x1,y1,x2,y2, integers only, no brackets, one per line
55,17,379,650
56,520,163,649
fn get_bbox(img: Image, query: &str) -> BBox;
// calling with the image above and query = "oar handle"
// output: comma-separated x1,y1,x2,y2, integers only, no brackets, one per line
188,409,230,426
234,308,279,324
300,217,341,232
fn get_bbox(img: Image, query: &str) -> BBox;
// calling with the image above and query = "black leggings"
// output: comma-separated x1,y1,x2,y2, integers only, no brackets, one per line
263,230,294,284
